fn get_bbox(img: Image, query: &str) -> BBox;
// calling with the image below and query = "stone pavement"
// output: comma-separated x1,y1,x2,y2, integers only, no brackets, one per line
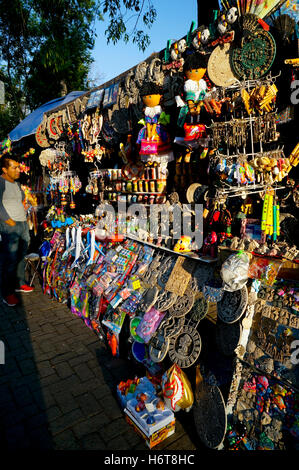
0,282,200,451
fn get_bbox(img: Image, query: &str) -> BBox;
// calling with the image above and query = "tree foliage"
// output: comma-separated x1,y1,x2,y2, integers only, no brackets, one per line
0,0,160,139
102,0,157,52
0,1,216,140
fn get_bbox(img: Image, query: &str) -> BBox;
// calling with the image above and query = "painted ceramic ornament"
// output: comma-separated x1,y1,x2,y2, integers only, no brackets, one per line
218,15,228,35
201,28,210,44
192,25,210,50
226,7,238,24
170,38,187,61
192,30,202,49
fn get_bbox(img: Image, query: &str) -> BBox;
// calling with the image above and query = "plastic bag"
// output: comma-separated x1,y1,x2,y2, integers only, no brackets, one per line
248,257,282,286
135,307,166,344
221,251,249,292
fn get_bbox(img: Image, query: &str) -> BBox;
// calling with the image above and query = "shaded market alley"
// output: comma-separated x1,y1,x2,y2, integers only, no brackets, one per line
0,282,198,450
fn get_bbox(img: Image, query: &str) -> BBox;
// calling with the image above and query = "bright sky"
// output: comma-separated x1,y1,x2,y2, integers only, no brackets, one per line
91,0,199,86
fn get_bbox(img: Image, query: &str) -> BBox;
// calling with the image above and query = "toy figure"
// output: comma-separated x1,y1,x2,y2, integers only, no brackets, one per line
177,53,208,131
202,231,218,258
138,82,166,142
170,38,187,61
173,235,192,253
135,392,147,412
192,26,211,51
156,399,165,410
137,82,173,161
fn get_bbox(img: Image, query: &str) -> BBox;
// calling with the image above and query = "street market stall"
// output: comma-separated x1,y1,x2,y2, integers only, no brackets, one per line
4,0,299,450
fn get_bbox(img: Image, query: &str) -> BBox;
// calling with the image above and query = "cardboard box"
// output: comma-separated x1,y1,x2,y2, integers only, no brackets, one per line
124,407,175,449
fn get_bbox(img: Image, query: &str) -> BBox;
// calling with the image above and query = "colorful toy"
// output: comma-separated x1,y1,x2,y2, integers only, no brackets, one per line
162,364,194,412
135,392,148,412
177,52,208,140
173,235,192,253
137,82,172,157
202,231,218,258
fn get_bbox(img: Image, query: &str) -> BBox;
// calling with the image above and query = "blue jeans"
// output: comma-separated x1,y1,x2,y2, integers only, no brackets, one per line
0,220,30,297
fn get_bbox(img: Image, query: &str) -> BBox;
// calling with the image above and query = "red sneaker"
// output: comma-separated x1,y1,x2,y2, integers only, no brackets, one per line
3,294,19,307
15,284,35,293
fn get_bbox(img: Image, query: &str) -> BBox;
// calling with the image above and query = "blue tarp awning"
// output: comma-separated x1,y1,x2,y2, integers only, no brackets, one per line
9,91,85,142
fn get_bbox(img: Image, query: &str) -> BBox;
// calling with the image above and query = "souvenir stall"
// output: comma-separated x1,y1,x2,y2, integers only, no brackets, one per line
23,0,299,451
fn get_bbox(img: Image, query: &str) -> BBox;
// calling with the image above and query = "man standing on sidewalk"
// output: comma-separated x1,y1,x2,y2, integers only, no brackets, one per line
0,155,34,307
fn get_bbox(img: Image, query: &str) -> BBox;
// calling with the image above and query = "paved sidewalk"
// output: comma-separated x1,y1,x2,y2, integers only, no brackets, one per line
0,282,198,451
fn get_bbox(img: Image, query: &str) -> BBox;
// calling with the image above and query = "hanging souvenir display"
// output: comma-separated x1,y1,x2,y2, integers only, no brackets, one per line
11,0,296,452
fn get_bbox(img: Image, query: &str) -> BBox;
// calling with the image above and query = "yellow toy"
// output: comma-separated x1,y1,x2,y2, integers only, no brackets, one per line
174,236,192,253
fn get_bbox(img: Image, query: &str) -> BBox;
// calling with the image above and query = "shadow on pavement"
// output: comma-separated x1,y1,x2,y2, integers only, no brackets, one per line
0,255,53,449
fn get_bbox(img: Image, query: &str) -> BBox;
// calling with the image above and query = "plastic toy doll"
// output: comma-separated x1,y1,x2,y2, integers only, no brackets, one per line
140,82,162,141
137,82,169,143
177,53,208,129
137,82,173,158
